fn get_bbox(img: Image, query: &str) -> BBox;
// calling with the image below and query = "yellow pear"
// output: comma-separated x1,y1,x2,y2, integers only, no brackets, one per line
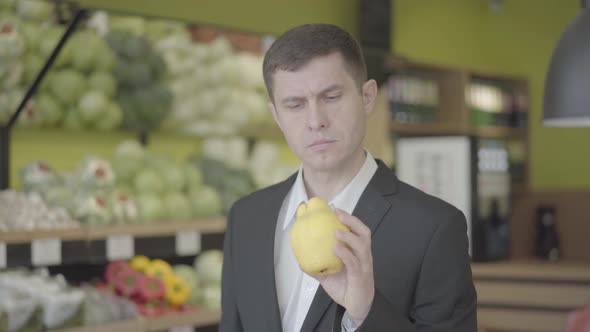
290,197,350,276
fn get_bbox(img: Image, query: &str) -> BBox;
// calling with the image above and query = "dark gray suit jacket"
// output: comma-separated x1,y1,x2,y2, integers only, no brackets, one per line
220,160,477,331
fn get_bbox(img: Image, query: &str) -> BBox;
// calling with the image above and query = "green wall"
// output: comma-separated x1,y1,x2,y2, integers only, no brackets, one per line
78,0,358,36
393,0,590,190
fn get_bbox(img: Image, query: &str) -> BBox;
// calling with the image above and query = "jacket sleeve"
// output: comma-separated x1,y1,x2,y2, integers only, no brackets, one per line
358,209,478,332
219,205,244,332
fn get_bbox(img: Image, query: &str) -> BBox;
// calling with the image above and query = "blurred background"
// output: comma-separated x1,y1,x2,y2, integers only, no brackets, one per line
0,0,589,331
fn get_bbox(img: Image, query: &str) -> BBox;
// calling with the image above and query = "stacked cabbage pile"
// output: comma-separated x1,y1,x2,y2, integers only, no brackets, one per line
191,136,299,213
112,140,222,222
2,2,275,135
105,17,172,132
0,0,123,129
156,34,272,136
18,140,223,226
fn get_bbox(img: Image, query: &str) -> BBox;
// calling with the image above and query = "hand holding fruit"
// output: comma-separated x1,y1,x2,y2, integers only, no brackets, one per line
290,198,375,325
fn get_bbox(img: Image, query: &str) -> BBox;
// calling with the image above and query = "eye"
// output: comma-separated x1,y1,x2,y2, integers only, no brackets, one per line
286,103,304,111
325,94,341,102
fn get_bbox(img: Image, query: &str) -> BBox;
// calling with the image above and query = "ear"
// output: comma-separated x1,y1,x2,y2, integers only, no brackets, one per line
361,79,378,116
269,102,283,131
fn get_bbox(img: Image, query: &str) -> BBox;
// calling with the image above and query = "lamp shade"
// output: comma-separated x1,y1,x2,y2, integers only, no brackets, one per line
543,8,590,127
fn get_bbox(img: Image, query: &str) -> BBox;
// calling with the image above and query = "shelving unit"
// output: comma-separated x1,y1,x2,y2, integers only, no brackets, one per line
378,55,531,262
55,319,144,332
84,219,226,240
384,56,529,132
53,309,222,332
472,261,590,332
471,125,526,140
389,122,526,139
381,55,530,188
1,219,226,268
389,122,468,136
144,309,221,332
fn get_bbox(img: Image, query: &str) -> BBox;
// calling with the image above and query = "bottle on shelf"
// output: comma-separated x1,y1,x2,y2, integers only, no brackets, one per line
534,206,561,261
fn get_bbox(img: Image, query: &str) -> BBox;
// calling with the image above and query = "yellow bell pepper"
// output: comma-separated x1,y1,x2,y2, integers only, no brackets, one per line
164,274,191,306
130,255,151,273
144,259,173,279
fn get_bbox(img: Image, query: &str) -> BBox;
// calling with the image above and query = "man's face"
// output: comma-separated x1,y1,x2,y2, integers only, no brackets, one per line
270,52,376,173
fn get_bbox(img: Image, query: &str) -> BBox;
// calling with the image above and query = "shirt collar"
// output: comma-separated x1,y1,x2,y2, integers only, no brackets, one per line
282,167,309,230
282,150,378,230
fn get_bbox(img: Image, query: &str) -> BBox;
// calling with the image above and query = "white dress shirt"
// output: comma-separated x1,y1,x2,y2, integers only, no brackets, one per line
274,151,378,332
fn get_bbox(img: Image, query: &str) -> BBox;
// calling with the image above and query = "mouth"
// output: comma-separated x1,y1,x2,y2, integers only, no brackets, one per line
307,139,336,150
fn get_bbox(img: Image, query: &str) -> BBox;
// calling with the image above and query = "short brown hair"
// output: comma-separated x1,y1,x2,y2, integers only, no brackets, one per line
262,23,367,102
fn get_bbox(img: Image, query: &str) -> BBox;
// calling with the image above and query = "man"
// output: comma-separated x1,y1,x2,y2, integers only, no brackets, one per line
220,23,477,332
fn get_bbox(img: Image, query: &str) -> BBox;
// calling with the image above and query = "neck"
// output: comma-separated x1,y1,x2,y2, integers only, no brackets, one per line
302,148,367,202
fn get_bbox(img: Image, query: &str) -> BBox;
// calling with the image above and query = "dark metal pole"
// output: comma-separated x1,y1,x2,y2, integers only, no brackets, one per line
138,130,149,146
0,6,86,190
7,8,87,128
0,127,9,189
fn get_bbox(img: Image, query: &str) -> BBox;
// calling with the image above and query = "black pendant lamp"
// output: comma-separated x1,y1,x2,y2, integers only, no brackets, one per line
543,0,590,127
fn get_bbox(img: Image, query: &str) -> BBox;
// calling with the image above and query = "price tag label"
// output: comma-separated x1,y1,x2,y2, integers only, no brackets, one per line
107,235,134,260
169,326,193,332
0,242,6,269
175,231,201,256
32,238,61,266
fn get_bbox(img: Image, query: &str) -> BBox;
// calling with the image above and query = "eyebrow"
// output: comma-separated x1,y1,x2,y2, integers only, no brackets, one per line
279,84,344,105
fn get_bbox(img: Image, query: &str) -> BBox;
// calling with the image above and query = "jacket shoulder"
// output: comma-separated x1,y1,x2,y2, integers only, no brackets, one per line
393,178,467,231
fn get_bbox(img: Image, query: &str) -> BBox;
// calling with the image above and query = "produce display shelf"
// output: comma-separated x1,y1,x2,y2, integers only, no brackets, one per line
1,218,227,244
50,309,222,332
53,318,144,332
85,218,227,240
0,219,227,268
1,227,87,243
144,309,221,331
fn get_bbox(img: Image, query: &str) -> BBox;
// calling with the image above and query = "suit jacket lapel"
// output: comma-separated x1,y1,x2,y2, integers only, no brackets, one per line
253,173,297,332
300,161,397,331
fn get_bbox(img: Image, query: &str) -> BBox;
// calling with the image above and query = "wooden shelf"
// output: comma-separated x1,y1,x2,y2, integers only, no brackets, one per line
471,261,590,282
472,261,590,332
53,319,143,332
52,310,222,332
0,227,86,243
144,309,221,331
470,125,527,140
85,218,227,240
390,122,527,140
1,218,227,244
390,122,469,136
477,307,567,332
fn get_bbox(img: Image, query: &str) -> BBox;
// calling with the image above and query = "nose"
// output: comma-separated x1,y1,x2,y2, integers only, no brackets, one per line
306,101,329,130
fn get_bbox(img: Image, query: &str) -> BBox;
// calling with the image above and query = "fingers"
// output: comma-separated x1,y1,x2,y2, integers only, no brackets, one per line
336,229,368,261
333,210,373,273
334,242,360,271
335,209,371,239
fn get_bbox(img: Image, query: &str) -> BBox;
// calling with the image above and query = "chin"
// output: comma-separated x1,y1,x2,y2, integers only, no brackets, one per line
303,154,342,172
